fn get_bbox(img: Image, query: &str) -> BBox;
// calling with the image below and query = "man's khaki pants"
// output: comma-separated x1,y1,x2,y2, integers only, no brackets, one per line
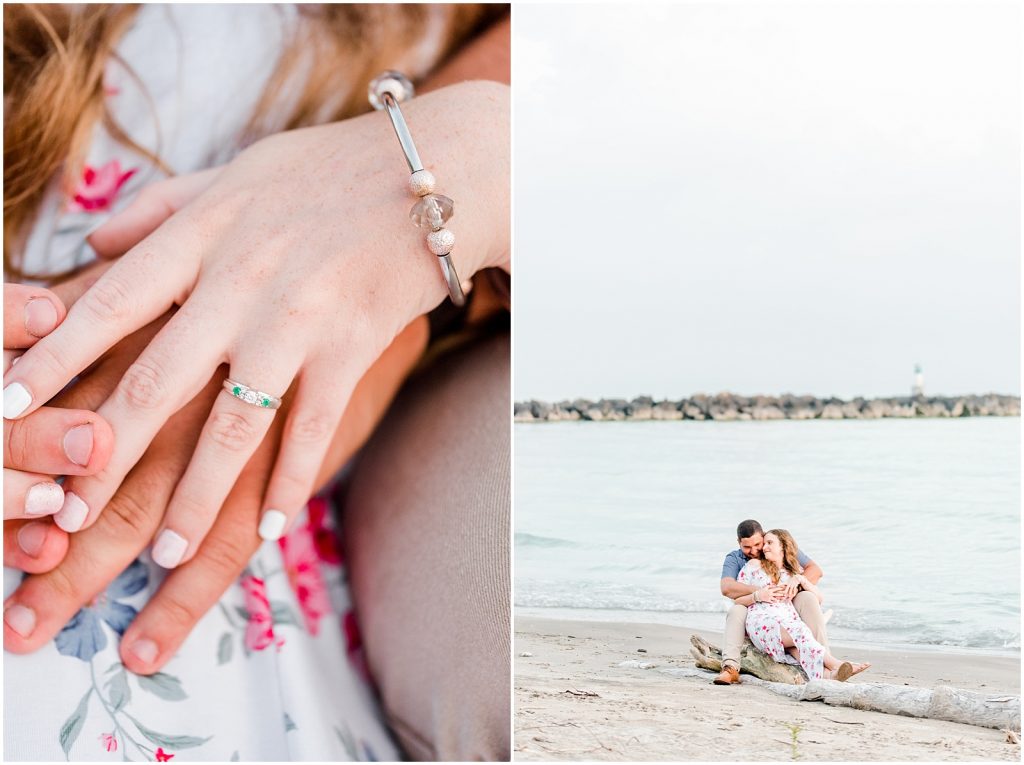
722,592,828,670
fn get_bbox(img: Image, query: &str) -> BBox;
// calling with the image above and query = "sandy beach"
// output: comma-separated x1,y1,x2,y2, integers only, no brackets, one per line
515,614,1021,761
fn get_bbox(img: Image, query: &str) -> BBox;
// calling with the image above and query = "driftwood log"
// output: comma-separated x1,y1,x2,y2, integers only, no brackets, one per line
690,633,807,684
683,635,1021,732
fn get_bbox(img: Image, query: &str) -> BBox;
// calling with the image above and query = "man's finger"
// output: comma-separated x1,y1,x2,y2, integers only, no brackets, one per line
4,407,115,476
3,519,69,574
3,284,66,351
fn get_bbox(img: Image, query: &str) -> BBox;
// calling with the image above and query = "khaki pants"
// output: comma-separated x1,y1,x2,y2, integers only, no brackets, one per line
722,591,828,670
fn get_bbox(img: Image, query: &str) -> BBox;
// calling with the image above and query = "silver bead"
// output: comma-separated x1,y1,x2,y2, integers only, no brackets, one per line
409,170,436,196
426,228,455,256
368,71,414,110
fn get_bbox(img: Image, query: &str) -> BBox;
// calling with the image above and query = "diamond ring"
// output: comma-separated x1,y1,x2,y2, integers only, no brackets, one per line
223,379,282,410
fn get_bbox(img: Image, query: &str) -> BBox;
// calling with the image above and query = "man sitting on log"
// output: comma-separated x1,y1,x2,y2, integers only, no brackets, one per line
713,519,828,685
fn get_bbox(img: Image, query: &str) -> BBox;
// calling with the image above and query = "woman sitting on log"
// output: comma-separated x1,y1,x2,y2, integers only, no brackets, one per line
735,529,870,681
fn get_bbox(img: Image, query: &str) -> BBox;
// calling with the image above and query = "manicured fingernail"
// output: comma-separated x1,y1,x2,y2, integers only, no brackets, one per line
25,482,64,516
3,382,31,419
24,297,59,337
152,530,188,569
4,604,36,637
128,638,158,664
63,424,94,466
258,509,287,541
16,522,49,557
54,492,89,532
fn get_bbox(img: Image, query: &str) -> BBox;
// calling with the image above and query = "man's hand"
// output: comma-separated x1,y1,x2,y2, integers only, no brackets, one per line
780,578,801,600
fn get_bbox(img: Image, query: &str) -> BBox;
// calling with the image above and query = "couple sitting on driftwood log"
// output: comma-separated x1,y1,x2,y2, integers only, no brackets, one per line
713,520,870,684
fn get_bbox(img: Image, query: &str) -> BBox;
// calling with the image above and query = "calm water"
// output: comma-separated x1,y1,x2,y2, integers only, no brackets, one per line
515,417,1020,653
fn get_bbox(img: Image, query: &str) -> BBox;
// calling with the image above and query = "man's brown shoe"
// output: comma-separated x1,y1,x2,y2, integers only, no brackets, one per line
713,666,740,685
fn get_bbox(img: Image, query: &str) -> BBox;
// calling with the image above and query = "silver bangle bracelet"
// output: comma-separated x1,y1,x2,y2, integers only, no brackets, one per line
369,71,466,307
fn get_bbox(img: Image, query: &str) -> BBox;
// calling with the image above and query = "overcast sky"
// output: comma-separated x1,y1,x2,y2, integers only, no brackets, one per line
513,1,1020,401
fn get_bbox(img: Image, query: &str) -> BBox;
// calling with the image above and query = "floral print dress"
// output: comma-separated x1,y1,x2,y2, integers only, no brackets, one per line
737,560,826,680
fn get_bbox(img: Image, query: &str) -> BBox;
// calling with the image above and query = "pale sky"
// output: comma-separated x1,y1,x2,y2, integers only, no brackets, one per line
513,1,1020,401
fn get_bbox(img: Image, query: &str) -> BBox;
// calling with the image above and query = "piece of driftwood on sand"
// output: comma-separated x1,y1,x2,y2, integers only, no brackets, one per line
686,634,1021,732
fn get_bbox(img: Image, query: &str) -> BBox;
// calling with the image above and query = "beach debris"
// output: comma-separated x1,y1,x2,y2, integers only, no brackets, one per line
637,648,647,653
519,652,534,657
1005,729,1020,744
617,660,657,669
669,648,1022,733
689,634,806,685
563,689,599,698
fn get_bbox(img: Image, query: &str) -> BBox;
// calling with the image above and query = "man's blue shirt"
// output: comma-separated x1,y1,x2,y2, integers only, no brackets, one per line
720,547,811,580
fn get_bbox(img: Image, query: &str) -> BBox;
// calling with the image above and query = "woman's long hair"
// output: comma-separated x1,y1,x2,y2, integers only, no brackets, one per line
3,3,505,278
760,528,804,584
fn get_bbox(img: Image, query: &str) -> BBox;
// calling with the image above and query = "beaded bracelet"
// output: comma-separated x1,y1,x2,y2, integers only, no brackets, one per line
369,71,466,307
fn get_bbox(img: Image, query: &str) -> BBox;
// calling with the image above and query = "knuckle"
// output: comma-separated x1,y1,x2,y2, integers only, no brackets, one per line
6,419,31,468
42,564,82,604
97,487,155,539
80,274,134,323
286,409,335,445
153,589,201,629
207,410,259,453
195,532,254,580
118,359,168,411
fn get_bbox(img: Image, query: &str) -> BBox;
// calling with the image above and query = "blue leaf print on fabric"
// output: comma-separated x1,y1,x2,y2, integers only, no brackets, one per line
55,559,149,661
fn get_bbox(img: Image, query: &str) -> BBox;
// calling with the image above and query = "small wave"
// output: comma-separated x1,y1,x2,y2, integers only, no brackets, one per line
515,532,577,549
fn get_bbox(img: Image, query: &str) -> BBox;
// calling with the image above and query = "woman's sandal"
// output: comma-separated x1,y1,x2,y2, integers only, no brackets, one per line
849,662,871,677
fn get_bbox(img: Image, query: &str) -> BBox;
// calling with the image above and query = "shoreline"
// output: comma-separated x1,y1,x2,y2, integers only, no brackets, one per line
515,606,1022,659
515,614,1021,761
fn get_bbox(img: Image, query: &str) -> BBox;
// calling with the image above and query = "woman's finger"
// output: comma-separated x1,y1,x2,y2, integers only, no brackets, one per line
2,469,63,520
1,219,199,421
257,371,356,541
3,284,66,351
150,355,299,568
2,519,69,574
88,168,224,258
54,306,228,533
4,407,114,476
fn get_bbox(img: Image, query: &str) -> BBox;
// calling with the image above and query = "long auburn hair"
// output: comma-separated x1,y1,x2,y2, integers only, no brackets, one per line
3,3,506,278
760,529,804,584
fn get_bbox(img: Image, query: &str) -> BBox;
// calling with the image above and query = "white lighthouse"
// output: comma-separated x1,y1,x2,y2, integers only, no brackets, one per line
912,364,924,398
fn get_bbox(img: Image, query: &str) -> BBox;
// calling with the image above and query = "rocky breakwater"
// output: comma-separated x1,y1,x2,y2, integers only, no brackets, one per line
514,393,1021,422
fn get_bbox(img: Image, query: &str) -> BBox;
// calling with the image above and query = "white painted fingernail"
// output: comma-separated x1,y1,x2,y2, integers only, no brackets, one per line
4,604,36,637
25,482,64,516
258,509,288,541
54,491,89,531
3,382,31,419
152,529,188,569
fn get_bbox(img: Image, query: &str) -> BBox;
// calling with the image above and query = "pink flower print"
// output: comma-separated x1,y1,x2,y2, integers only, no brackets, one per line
343,609,372,684
241,576,284,651
307,497,343,565
99,733,118,752
155,747,174,762
278,520,331,636
68,159,136,213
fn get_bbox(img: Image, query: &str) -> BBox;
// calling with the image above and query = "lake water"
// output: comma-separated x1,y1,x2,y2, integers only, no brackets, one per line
515,417,1020,653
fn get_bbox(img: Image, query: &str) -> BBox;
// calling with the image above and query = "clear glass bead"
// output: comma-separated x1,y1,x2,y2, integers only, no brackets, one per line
409,194,454,230
368,71,414,110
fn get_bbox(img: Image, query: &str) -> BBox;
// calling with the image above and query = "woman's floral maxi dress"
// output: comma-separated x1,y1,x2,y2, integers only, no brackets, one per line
737,560,826,680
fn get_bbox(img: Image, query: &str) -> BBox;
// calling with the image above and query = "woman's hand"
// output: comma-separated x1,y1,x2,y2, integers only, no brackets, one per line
3,81,509,569
3,283,114,572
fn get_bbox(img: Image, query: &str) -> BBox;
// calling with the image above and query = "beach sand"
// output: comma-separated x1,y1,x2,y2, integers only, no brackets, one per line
515,615,1021,761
